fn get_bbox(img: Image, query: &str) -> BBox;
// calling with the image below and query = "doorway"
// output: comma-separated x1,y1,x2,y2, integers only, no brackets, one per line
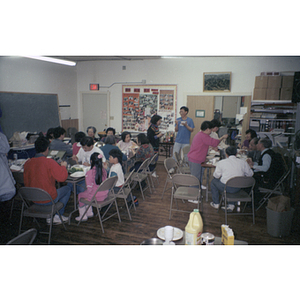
81,92,109,136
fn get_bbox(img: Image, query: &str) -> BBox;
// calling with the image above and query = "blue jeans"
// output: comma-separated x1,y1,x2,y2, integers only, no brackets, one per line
173,142,190,161
211,178,240,205
36,186,71,215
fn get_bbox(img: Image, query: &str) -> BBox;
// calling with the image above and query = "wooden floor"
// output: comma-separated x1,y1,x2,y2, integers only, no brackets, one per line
1,161,300,245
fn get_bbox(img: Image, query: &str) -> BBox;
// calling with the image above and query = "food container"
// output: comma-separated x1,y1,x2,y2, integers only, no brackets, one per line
200,233,215,245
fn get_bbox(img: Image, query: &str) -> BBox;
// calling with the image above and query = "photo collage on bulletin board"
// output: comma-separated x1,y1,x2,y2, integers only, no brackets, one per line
122,85,177,132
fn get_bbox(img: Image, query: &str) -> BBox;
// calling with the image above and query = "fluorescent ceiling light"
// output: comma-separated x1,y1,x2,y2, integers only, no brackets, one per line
22,56,76,66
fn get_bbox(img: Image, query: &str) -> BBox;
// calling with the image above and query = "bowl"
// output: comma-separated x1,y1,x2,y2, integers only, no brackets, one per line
140,238,163,245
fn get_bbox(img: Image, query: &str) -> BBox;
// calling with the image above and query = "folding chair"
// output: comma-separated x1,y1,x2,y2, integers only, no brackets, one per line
217,176,256,225
131,158,152,201
145,153,159,190
161,157,179,200
182,145,190,166
18,187,67,245
256,148,291,211
6,228,37,245
114,170,136,220
174,151,191,174
77,176,120,233
169,174,202,220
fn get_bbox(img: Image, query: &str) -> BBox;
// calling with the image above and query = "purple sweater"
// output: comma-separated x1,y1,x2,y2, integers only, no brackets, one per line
188,131,219,164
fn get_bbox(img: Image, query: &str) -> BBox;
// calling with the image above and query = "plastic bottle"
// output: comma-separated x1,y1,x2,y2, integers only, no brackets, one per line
185,209,203,245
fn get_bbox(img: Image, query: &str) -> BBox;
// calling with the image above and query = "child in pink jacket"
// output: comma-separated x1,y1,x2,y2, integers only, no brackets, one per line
75,152,108,222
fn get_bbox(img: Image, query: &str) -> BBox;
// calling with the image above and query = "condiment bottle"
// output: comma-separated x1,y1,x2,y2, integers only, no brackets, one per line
185,209,203,245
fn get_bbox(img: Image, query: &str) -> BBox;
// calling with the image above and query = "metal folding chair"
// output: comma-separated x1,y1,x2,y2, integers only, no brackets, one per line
114,170,136,220
131,158,152,201
256,148,292,211
161,157,179,200
77,176,120,233
18,187,67,245
145,153,159,190
6,228,37,245
174,151,191,174
218,176,256,224
169,174,202,220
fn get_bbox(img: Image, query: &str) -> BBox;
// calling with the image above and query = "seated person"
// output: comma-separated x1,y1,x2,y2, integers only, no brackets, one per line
0,132,16,202
130,133,155,172
49,126,73,157
75,153,108,222
72,136,106,167
100,135,127,161
108,148,136,204
247,138,285,201
247,137,261,163
100,127,120,143
86,126,98,143
70,136,107,194
117,131,138,152
239,129,257,150
46,127,55,142
73,131,86,156
210,146,254,212
23,136,71,224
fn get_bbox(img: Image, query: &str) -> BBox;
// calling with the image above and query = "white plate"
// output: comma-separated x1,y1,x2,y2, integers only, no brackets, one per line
157,227,183,241
70,172,85,178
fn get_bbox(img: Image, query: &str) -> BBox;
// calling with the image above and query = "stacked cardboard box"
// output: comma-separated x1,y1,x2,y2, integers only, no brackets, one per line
253,75,294,100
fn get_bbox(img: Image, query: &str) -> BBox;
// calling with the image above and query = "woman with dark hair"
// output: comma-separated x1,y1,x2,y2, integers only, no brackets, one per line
147,114,164,154
72,131,86,156
75,152,108,222
86,126,98,142
239,129,257,149
130,133,154,172
117,131,138,151
46,127,55,142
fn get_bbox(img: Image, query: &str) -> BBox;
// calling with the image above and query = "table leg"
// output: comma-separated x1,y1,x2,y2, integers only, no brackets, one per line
206,168,209,202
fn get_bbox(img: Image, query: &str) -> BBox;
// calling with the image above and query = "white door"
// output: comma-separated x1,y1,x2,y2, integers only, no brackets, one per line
82,93,108,136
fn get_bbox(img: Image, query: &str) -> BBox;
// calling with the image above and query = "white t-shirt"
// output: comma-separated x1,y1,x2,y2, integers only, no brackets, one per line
213,156,254,185
76,145,106,164
109,163,124,187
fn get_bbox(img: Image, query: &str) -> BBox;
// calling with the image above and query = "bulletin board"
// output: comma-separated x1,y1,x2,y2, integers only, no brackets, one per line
122,85,177,132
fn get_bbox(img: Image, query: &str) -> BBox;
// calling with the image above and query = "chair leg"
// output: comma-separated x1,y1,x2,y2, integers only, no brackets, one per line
96,207,105,233
161,178,169,200
123,199,132,221
77,205,89,226
169,191,174,220
139,182,145,201
114,200,121,223
224,197,228,225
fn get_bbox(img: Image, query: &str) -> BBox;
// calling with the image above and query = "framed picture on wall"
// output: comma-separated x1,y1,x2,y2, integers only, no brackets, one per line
203,72,231,92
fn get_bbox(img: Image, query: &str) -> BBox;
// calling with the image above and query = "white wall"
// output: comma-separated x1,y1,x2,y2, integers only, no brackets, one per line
1,56,300,133
0,56,78,118
76,56,300,131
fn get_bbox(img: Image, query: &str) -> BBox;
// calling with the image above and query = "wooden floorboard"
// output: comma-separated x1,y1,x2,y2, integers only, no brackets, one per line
1,162,300,245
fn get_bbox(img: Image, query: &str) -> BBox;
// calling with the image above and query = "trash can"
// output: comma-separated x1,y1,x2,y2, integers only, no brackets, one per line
266,207,295,238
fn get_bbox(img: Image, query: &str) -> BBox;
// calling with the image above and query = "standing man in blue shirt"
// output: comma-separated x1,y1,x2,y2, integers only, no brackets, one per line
173,106,195,161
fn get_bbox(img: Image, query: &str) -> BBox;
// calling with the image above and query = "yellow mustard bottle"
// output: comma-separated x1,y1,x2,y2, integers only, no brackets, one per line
185,209,203,245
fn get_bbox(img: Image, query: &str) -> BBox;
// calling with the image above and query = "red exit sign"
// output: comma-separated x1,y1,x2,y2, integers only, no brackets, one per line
89,84,99,90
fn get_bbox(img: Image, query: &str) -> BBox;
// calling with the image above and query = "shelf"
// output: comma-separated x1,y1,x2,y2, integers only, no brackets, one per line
251,109,296,114
250,118,295,121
